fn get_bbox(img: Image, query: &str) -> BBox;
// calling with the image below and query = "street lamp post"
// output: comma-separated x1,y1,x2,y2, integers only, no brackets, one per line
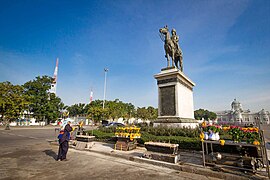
103,68,109,109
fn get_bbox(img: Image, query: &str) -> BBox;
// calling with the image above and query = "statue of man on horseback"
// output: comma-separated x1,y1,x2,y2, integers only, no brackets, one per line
159,25,183,71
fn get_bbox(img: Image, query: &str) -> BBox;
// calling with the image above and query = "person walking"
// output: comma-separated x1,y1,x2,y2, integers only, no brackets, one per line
57,121,72,161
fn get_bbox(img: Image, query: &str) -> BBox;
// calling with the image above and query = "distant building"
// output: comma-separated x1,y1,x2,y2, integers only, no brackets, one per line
215,99,269,125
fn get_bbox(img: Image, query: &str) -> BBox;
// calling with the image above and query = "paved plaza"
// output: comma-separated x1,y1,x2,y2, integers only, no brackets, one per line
0,126,269,179
0,127,219,180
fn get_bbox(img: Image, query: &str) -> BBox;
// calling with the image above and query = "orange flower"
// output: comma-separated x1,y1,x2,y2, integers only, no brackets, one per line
202,121,207,128
222,127,230,131
253,141,260,146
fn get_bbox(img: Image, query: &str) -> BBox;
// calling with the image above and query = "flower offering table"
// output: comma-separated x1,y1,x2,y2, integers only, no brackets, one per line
114,126,141,151
200,122,270,178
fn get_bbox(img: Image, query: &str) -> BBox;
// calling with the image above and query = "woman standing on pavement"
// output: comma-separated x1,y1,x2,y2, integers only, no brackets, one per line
57,121,72,161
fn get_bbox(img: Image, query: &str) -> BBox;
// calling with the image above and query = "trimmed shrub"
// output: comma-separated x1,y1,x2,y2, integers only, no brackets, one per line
86,129,114,141
138,132,201,150
140,126,200,138
97,126,117,133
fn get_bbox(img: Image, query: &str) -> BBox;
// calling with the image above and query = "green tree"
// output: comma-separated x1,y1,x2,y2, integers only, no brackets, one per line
87,106,108,124
67,103,87,117
194,109,217,120
0,82,29,129
23,76,63,124
137,106,158,120
85,99,136,123
137,107,148,120
124,103,136,120
46,93,63,122
147,106,158,120
106,99,127,120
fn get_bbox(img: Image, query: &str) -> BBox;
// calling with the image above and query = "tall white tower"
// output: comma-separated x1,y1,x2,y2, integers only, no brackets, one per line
50,58,59,95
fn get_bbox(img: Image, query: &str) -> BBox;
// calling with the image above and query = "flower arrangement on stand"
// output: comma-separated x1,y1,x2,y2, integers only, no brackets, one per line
208,125,221,141
224,126,260,145
228,126,244,143
115,126,141,141
241,127,260,144
200,121,221,141
201,121,208,140
200,122,261,146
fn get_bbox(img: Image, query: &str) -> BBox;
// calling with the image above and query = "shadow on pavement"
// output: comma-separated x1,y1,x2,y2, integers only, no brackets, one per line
43,149,58,160
101,143,115,148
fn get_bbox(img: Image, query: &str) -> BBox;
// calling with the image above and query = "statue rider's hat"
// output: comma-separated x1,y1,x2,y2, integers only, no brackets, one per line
171,28,176,33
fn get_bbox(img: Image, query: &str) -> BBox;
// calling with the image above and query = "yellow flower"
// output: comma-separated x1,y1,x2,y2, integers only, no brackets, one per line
200,138,204,142
219,139,225,146
200,132,204,139
202,121,207,127
130,133,135,141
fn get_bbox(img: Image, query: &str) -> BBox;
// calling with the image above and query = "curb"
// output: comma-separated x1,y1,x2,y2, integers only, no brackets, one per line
51,142,267,180
132,157,249,180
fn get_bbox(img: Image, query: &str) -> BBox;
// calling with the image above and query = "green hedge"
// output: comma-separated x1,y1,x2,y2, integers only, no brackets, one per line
138,132,201,150
86,129,114,141
97,126,117,133
86,129,201,150
140,126,200,138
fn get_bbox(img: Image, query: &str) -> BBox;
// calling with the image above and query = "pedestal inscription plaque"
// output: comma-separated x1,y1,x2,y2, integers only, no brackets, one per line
160,86,175,116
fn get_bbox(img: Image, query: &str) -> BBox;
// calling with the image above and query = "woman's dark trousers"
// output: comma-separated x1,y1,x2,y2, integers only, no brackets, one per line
57,141,69,160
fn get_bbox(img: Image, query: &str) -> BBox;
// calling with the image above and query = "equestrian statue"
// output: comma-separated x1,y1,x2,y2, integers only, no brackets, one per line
159,25,183,71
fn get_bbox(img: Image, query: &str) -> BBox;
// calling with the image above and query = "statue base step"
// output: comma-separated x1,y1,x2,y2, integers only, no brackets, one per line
154,117,198,128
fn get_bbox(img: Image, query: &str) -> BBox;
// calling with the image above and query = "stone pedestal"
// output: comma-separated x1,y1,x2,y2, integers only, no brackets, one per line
154,67,198,128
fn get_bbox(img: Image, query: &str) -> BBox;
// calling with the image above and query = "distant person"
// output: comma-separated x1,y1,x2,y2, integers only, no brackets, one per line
57,121,72,161
78,121,84,134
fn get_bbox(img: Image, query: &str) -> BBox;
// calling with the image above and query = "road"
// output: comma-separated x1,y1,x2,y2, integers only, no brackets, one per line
0,127,219,180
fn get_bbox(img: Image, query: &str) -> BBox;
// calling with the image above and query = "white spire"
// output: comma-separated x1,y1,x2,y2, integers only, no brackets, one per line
50,58,59,94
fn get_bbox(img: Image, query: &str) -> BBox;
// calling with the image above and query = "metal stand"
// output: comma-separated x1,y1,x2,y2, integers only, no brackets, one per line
202,138,270,179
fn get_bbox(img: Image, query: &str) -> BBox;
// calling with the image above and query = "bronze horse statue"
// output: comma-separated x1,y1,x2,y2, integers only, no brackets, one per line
159,26,183,71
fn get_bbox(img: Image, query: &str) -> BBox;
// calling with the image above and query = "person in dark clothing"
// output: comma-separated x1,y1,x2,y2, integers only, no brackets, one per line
57,121,72,161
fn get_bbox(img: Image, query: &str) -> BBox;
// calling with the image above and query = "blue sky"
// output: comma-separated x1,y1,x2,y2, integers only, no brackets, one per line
0,0,269,112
